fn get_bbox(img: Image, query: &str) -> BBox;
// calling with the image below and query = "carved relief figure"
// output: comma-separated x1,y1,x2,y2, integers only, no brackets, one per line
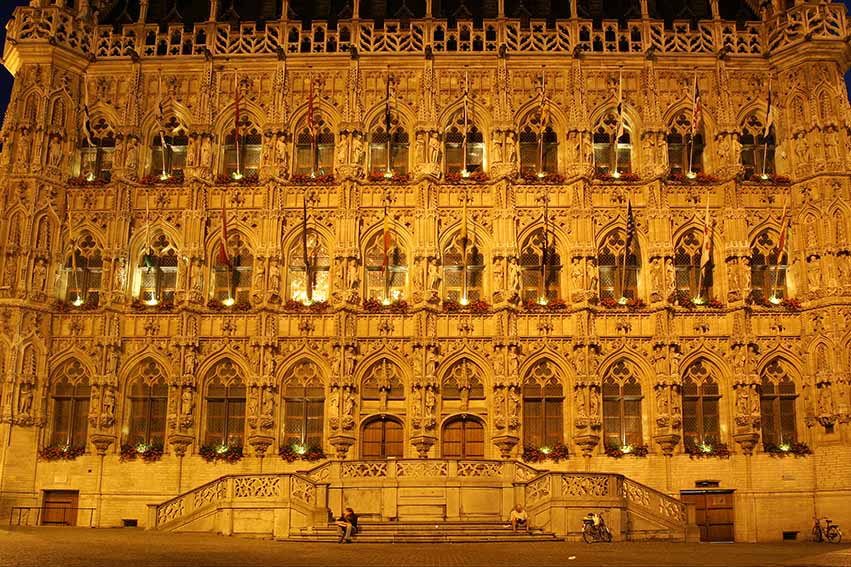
181,388,193,416
17,383,33,415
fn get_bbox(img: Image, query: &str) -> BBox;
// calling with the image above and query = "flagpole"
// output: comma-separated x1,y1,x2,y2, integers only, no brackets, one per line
383,204,390,302
613,68,623,177
462,188,468,303
540,190,549,303
234,72,242,179
67,210,82,305
303,193,312,303
462,69,469,176
538,71,546,176
696,200,709,301
620,200,632,300
385,72,392,177
309,76,318,178
157,73,169,180
770,197,788,302
687,72,697,176
761,77,773,179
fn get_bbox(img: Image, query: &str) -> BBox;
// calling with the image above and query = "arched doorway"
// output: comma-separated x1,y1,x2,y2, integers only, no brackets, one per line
361,416,404,458
442,415,484,458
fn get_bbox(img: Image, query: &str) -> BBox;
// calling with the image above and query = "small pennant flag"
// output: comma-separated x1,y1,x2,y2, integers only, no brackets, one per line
307,79,316,138
624,201,635,256
217,201,230,267
691,75,702,136
776,200,789,258
615,71,625,142
384,75,393,135
764,84,775,139
700,201,712,269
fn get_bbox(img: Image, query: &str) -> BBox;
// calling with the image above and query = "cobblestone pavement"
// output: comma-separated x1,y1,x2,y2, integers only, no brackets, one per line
1,528,851,567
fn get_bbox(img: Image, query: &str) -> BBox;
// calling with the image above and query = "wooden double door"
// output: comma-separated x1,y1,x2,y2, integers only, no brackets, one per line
680,490,735,542
442,416,484,458
42,490,79,526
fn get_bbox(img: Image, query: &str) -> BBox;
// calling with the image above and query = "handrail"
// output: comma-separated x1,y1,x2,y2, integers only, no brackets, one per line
9,506,95,527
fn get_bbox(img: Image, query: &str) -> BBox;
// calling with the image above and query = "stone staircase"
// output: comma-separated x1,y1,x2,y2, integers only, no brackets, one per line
286,520,560,543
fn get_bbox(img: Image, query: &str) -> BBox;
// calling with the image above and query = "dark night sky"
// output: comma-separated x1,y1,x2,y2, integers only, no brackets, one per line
0,1,851,127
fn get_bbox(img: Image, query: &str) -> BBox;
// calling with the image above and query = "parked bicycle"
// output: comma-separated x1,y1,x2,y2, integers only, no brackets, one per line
582,512,613,543
813,517,842,543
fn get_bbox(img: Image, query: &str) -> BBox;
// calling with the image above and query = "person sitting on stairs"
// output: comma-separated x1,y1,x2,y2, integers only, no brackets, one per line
510,504,529,533
335,507,358,543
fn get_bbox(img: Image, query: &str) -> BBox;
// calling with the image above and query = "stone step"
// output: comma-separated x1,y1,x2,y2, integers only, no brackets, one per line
287,521,561,543
283,534,561,543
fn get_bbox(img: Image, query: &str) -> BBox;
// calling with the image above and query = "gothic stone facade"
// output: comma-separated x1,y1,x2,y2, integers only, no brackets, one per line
1,0,851,542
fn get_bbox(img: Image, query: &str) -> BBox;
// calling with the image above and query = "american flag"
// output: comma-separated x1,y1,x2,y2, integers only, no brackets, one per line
691,75,702,135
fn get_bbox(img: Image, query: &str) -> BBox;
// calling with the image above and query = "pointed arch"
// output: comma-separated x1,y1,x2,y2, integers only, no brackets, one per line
215,100,264,179
49,357,92,449
601,356,646,448
590,100,641,175
521,357,565,448
757,355,800,448
441,357,486,402
596,221,642,302
124,356,169,446
364,100,415,177
681,357,722,450
361,357,406,401
440,222,487,303
201,357,247,447
672,223,713,304
440,98,491,175
664,102,705,176
63,230,104,306
291,100,337,177
280,357,325,448
363,219,410,302
78,108,118,182
515,101,562,175
750,226,787,303
517,224,563,303
206,223,254,305
284,224,331,304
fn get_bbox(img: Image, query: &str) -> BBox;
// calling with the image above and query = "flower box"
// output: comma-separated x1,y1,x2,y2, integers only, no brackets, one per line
140,171,185,186
522,442,570,463
215,173,260,185
367,172,410,183
279,442,326,462
684,442,731,459
520,172,565,184
763,442,812,457
604,443,649,458
594,170,641,183
289,173,335,185
120,443,164,463
39,445,86,461
444,171,489,183
199,444,243,463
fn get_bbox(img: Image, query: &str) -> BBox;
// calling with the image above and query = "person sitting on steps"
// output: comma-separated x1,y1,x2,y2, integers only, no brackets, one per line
335,507,358,543
510,504,529,533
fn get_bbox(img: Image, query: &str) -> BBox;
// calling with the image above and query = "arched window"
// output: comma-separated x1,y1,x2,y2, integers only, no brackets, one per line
126,358,168,447
295,118,334,176
362,359,405,403
444,109,484,174
223,118,262,178
522,360,564,448
369,125,409,176
136,232,179,305
442,416,484,458
442,230,484,302
50,360,91,449
364,228,407,302
603,361,643,448
593,111,632,174
442,359,485,410
79,118,116,182
282,360,324,448
598,229,639,301
759,359,797,447
204,359,246,447
287,230,330,304
667,110,703,176
740,113,775,179
150,117,189,177
519,227,561,303
361,416,404,458
682,361,720,450
674,228,711,304
212,231,253,304
750,228,786,303
65,233,103,306
519,115,557,175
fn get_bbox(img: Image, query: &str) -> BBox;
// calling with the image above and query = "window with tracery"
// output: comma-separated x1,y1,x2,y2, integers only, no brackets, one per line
759,359,797,447
126,358,168,447
361,416,404,458
740,113,775,179
79,118,116,182
598,229,639,301
295,118,335,176
137,232,179,304
282,360,324,447
750,229,786,303
442,359,485,404
50,360,91,449
369,125,409,176
362,359,405,402
593,111,632,174
442,230,484,302
682,361,720,450
522,360,564,447
518,115,557,175
365,229,407,302
674,229,711,304
287,230,330,304
519,228,561,303
666,111,703,175
444,109,484,174
223,118,262,178
150,117,188,177
212,231,253,304
603,361,643,448
65,233,103,306
204,360,246,447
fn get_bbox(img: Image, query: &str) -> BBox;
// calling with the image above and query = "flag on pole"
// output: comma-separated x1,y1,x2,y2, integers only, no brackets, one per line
302,194,312,301
691,74,702,136
382,206,391,271
81,80,94,147
67,210,77,273
156,74,168,174
624,201,635,256
233,73,242,174
776,200,789,258
462,70,469,158
217,200,230,267
541,197,549,294
307,78,316,138
764,83,775,139
539,73,549,129
614,70,625,142
384,75,393,135
700,200,712,269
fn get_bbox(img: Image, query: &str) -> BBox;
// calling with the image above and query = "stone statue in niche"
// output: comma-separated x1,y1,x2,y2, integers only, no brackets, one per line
575,387,588,419
17,383,33,416
414,133,425,165
427,258,441,293
493,387,506,429
181,388,193,416
31,259,46,293
588,387,600,420
200,137,212,168
49,136,63,168
342,387,356,430
428,134,441,164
